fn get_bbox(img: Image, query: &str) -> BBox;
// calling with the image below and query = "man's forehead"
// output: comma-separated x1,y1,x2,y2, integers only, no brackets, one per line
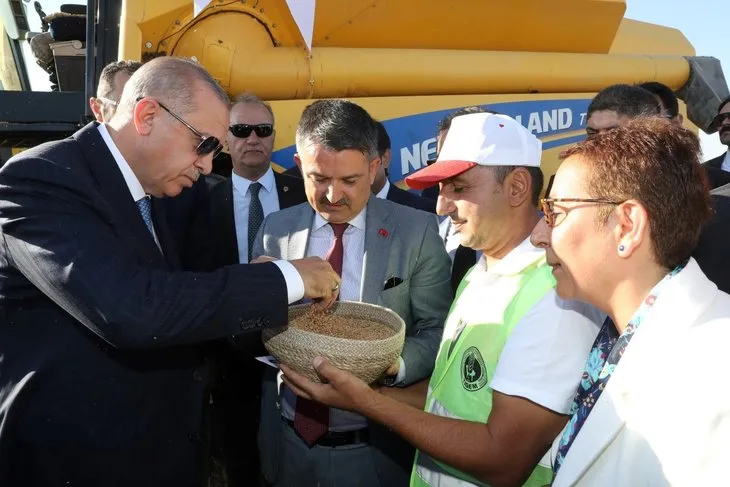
587,110,623,129
720,102,730,115
231,102,273,122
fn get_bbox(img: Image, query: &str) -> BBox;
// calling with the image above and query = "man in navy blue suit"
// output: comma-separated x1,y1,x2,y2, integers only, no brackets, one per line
0,56,340,487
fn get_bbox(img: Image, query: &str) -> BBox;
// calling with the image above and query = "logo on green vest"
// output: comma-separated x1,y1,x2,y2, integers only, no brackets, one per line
461,346,487,391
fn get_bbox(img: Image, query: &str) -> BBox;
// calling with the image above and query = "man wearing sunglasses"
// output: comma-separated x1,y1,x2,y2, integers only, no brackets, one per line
703,96,730,188
282,113,603,487
0,56,341,487
206,93,306,485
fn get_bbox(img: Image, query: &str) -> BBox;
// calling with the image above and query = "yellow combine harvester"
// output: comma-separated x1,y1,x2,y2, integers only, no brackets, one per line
1,0,727,185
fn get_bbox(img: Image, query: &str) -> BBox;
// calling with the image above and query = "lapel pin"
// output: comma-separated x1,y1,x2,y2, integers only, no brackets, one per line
283,186,289,192
379,228,389,237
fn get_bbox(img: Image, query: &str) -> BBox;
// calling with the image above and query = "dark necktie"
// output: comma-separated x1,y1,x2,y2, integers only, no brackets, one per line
293,222,349,446
135,196,155,236
325,222,348,276
247,182,264,262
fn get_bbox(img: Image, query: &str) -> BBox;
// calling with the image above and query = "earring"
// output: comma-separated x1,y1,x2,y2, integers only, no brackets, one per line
618,244,625,252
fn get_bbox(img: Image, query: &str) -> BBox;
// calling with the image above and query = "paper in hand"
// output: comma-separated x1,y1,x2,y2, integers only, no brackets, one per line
255,355,280,369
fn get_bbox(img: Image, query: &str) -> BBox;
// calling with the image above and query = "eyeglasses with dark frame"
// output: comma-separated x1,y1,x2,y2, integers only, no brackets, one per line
136,96,223,157
229,124,274,139
540,197,623,227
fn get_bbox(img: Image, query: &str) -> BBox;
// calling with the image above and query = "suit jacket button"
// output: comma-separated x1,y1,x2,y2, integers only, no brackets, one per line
192,371,202,381
188,432,201,443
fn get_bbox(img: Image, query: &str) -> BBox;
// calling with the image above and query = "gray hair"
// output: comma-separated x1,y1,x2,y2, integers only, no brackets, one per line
233,92,275,124
295,99,378,161
118,56,230,116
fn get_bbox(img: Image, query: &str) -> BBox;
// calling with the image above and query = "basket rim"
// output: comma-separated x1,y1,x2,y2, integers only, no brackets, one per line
269,301,406,346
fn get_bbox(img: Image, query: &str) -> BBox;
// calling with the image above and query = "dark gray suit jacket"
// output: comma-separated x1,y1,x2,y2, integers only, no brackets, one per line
253,196,452,485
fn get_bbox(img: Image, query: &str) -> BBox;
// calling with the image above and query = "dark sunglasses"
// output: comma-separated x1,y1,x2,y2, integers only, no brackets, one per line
136,97,223,157
712,112,730,130
540,198,622,227
229,124,274,139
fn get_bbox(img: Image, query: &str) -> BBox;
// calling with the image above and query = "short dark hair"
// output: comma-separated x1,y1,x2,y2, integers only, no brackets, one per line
638,81,679,118
295,99,378,160
437,106,499,133
587,84,661,119
560,117,712,270
493,166,544,207
97,60,142,99
374,121,390,156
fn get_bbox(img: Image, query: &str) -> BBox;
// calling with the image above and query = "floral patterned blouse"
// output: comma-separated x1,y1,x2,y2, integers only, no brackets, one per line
553,263,686,474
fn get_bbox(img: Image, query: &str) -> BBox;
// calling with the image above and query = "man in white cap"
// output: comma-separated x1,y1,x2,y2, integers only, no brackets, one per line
280,113,603,487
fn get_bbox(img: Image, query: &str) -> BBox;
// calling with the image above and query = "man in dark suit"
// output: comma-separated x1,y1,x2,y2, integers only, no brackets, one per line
372,121,436,213
693,182,730,294
206,93,307,485
0,57,339,487
703,96,730,188
208,93,307,268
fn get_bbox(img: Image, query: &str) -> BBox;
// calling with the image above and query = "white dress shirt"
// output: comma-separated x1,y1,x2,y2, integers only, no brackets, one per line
282,208,371,430
374,179,390,200
722,151,730,172
305,208,367,300
232,167,280,264
98,124,160,248
97,125,304,303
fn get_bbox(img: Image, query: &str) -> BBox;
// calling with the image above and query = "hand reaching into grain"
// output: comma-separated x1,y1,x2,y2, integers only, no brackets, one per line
289,257,341,310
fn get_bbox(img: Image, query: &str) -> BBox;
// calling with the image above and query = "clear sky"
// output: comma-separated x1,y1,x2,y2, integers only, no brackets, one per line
24,0,729,159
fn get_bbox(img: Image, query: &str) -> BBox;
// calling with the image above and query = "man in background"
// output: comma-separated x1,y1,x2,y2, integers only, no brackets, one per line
703,96,730,188
638,81,684,126
371,121,436,213
585,84,661,136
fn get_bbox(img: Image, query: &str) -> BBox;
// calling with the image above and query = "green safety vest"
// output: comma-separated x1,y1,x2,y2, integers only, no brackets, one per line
411,255,556,487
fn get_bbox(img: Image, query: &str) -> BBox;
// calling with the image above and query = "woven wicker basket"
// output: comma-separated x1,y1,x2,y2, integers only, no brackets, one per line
263,301,406,384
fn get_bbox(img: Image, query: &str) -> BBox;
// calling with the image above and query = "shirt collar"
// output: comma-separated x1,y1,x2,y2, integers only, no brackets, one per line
97,124,146,202
313,205,367,232
375,179,391,200
231,166,276,195
474,234,545,276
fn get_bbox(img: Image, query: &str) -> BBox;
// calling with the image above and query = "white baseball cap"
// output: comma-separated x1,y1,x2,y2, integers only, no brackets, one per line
405,112,542,190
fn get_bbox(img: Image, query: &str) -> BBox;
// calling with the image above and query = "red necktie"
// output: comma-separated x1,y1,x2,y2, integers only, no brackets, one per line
293,222,349,445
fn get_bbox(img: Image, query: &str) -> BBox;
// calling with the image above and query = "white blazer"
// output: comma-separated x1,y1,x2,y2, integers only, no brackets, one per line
552,258,730,486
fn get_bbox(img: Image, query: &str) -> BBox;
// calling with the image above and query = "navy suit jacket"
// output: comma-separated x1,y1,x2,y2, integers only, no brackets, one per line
693,182,730,294
387,183,437,213
0,123,289,486
704,154,730,189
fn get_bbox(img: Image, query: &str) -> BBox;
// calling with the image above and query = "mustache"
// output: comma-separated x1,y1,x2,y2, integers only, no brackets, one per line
319,195,350,206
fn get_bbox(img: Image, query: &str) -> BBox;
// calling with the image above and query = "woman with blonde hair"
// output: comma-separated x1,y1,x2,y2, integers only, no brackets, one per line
531,117,730,486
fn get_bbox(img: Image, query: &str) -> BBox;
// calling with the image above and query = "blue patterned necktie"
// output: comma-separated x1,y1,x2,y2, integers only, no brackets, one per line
248,182,264,262
135,196,155,236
